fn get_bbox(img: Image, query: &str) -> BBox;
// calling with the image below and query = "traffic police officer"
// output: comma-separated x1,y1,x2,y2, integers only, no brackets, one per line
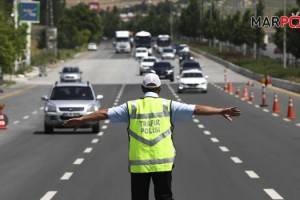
63,73,241,200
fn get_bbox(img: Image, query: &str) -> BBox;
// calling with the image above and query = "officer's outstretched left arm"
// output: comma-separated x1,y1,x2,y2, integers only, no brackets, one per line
193,105,241,122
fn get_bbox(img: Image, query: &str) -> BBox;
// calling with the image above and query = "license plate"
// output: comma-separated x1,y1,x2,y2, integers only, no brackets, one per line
63,113,80,117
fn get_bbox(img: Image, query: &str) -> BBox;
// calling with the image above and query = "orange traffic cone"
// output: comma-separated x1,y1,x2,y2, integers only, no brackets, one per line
227,82,233,94
0,104,7,129
287,97,295,119
242,86,249,100
235,86,240,96
249,92,255,103
272,93,280,113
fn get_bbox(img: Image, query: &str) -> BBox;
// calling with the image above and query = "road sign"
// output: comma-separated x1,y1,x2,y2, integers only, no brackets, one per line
19,1,40,23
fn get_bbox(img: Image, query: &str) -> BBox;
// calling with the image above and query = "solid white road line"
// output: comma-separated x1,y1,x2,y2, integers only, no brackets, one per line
40,191,57,200
60,172,73,180
231,157,243,163
73,158,84,165
245,170,260,178
84,147,93,153
219,146,230,152
263,189,284,200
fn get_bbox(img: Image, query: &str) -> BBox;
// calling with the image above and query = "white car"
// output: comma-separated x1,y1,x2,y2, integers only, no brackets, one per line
139,56,158,75
87,42,98,51
161,47,175,60
135,47,148,61
178,44,189,53
177,69,208,93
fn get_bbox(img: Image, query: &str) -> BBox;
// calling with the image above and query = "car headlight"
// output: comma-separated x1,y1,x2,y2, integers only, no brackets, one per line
87,105,98,112
190,56,194,59
166,70,173,74
45,102,56,112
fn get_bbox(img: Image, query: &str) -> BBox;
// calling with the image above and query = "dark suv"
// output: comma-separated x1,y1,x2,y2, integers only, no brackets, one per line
152,61,174,82
42,82,103,133
178,51,193,64
180,59,202,74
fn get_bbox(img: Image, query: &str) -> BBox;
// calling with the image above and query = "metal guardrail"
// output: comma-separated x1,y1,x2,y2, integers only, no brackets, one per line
191,47,300,94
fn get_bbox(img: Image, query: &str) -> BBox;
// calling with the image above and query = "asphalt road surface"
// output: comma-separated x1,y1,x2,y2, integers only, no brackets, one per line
0,42,300,200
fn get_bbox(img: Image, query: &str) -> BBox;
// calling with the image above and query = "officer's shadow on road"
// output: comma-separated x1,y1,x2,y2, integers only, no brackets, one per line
34,129,96,135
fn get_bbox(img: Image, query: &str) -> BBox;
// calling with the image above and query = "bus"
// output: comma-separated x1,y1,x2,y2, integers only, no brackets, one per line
135,31,152,55
156,35,171,53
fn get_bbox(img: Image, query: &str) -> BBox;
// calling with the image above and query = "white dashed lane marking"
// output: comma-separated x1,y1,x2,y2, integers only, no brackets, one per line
210,137,219,143
73,158,84,165
263,189,284,200
203,130,211,135
231,157,243,163
219,146,230,152
245,170,260,179
101,125,108,129
193,119,199,123
23,115,29,119
60,172,73,180
91,138,99,143
97,131,104,136
84,147,93,153
40,191,57,200
197,124,204,129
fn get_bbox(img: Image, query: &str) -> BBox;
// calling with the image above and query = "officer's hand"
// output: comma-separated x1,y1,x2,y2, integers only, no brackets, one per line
221,107,241,122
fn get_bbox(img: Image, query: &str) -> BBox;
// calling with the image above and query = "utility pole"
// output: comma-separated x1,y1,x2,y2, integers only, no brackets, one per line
253,0,257,59
283,0,287,69
46,0,57,56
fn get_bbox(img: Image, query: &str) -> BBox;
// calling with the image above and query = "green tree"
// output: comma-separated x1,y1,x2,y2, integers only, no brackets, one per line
179,0,200,38
57,3,103,48
0,11,27,74
101,7,120,38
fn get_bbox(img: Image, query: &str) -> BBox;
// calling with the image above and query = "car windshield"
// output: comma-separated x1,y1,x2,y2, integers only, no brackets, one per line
143,58,156,62
182,73,203,78
180,52,191,56
62,67,79,73
50,86,93,100
163,48,173,53
137,49,147,53
183,62,200,68
153,63,171,69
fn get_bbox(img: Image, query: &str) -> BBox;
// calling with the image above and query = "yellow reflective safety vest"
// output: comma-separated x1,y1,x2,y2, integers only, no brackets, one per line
127,97,175,173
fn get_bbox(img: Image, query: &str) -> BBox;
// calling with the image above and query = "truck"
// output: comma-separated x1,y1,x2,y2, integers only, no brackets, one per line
115,30,131,53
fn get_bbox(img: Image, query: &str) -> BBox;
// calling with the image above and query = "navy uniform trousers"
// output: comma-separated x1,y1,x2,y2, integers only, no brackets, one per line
131,171,174,200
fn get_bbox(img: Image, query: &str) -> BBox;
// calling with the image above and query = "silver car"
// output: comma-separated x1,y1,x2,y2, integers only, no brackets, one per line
139,56,158,75
59,66,82,82
42,82,103,133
